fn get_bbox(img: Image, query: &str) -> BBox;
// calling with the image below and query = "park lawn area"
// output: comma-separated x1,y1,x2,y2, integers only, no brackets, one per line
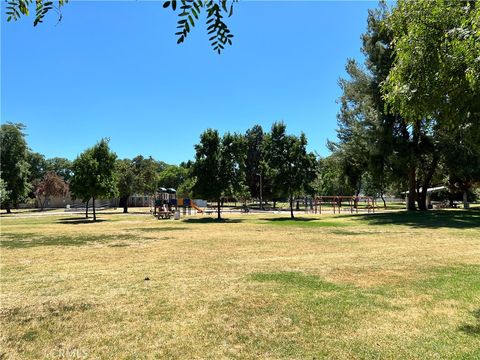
0,210,479,359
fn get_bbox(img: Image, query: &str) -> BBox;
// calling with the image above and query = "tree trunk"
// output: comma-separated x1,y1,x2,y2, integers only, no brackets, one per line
449,197,454,208
6,204,11,214
418,155,439,211
93,197,96,221
463,191,469,209
289,195,294,219
406,119,422,211
85,198,90,218
407,165,417,211
418,190,427,211
273,200,276,209
37,196,45,211
380,193,386,209
119,195,129,213
41,196,49,211
217,199,221,220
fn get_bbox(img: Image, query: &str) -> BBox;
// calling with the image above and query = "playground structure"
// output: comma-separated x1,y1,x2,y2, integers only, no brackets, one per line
150,188,204,219
150,189,377,219
306,196,376,214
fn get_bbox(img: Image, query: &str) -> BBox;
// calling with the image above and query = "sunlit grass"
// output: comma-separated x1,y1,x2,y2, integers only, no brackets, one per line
0,210,479,358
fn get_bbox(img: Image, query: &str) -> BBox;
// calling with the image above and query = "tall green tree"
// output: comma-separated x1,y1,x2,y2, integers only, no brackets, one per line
116,159,136,213
116,156,164,213
27,151,47,183
264,122,316,219
313,154,357,197
176,161,195,198
132,156,160,196
70,139,118,221
440,124,480,207
0,178,11,208
382,1,480,209
46,157,73,182
192,129,245,219
158,165,189,190
245,125,264,200
384,0,480,128
333,5,444,211
244,124,274,207
0,123,31,213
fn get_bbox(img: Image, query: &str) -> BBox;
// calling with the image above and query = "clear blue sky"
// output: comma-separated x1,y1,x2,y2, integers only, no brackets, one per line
2,1,376,164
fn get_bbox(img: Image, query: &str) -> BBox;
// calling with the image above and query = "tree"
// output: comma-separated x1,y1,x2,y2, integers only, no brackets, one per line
116,159,136,213
0,178,11,209
6,0,237,53
177,177,195,199
440,124,480,208
384,0,480,128
46,157,73,182
0,123,31,213
381,1,480,209
328,59,371,197
244,124,275,207
33,171,69,210
70,139,118,221
27,151,47,183
313,154,356,197
158,165,189,190
332,5,447,211
192,129,245,219
245,125,264,200
115,156,163,214
264,122,316,219
132,155,160,196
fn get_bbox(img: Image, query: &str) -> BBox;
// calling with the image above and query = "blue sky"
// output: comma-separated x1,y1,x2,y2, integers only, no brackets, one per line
2,1,376,164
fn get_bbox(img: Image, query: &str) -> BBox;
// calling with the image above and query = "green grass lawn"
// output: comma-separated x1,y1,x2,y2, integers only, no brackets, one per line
1,210,479,359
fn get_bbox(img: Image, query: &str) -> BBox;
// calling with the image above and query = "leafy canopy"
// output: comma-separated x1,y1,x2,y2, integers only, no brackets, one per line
192,129,245,218
70,139,118,203
6,0,237,53
383,0,480,125
0,123,31,208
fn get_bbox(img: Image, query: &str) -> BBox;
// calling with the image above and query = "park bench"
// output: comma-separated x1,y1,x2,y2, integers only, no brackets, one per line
157,211,172,219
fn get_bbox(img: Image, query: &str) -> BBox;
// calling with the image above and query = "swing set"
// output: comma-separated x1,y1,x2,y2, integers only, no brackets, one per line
308,196,376,214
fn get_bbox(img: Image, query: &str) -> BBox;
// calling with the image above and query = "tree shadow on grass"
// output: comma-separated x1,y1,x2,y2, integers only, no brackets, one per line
258,217,348,228
259,217,318,222
127,227,188,232
459,309,480,336
352,210,480,229
0,233,132,249
56,217,108,225
181,218,244,224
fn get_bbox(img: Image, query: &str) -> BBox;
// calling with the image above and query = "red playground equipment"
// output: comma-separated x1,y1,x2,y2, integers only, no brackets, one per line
311,196,376,214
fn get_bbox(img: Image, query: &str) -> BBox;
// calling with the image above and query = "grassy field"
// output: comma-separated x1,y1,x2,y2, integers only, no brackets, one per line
1,210,479,359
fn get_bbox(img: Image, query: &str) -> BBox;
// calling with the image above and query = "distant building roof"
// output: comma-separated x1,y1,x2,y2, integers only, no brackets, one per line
402,186,447,195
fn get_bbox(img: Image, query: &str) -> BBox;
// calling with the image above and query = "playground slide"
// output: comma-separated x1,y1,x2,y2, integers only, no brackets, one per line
191,201,203,214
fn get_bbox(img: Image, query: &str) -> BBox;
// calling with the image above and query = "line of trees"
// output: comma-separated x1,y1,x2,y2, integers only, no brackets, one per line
322,1,480,211
2,1,479,218
191,123,317,219
0,125,181,220
0,123,72,214
0,122,317,220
